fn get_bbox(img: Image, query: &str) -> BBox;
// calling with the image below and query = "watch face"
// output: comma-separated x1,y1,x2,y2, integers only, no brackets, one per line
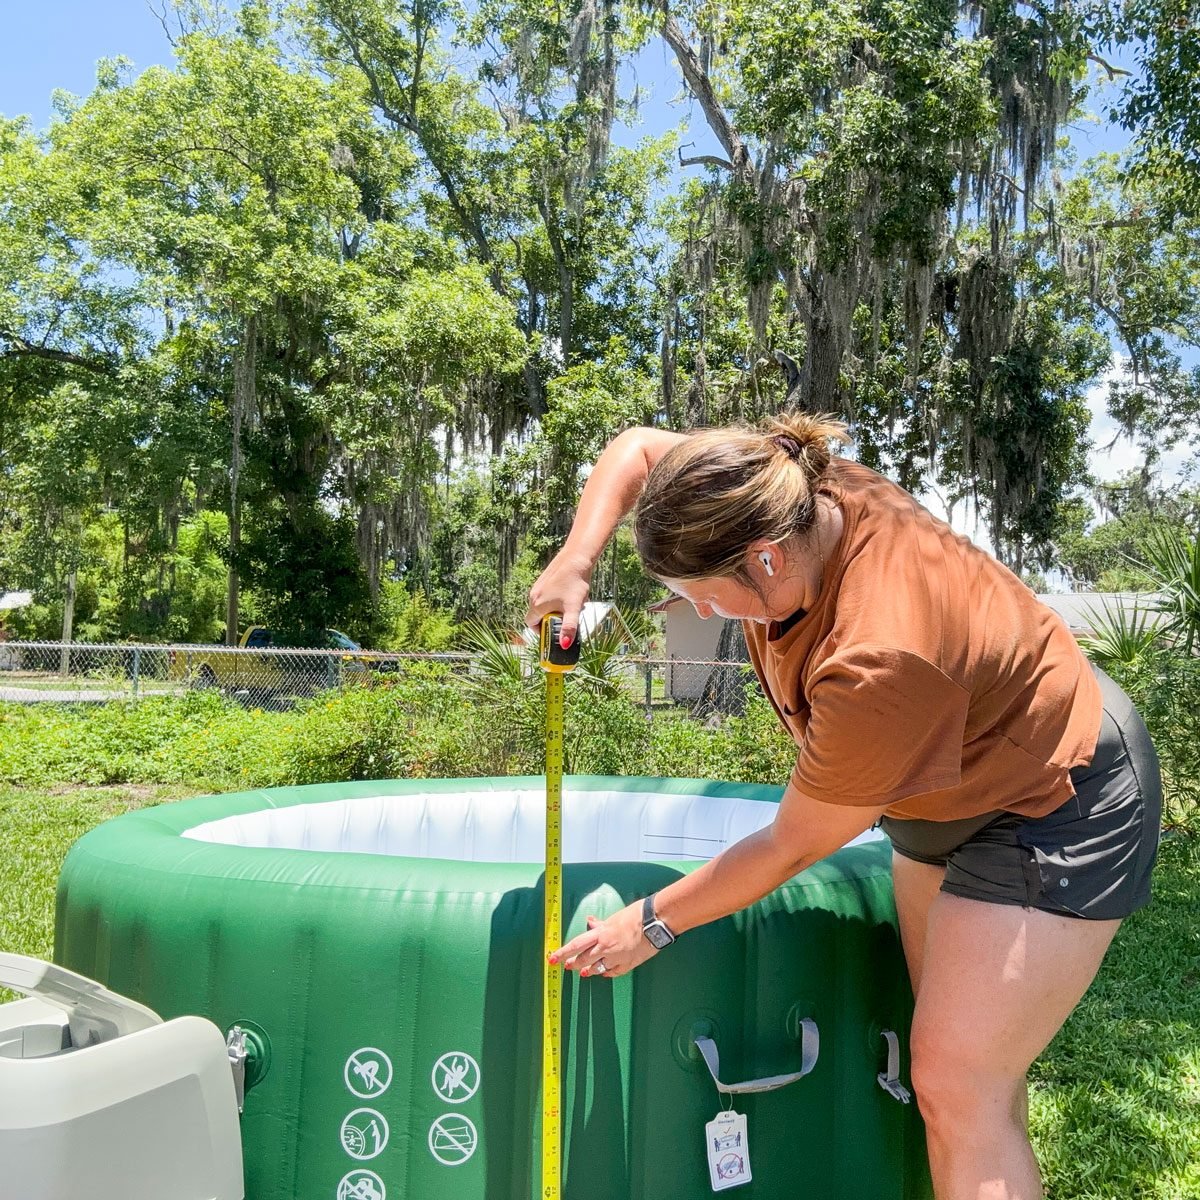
644,921,674,950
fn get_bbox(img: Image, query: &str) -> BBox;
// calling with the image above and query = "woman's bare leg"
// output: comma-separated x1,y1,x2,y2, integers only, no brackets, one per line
910,895,1119,1200
891,851,945,994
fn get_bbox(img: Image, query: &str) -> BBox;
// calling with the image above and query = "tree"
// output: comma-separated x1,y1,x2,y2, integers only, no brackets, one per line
42,16,526,641
1055,153,1200,465
1086,0,1200,226
1055,470,1200,589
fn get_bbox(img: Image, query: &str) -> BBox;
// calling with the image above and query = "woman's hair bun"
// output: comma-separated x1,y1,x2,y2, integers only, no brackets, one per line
764,412,850,479
632,409,849,584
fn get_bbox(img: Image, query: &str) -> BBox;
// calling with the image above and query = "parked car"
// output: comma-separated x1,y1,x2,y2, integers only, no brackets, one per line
168,627,372,701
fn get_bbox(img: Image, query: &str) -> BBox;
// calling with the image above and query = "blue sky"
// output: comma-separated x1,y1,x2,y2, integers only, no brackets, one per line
2,1,1184,549
0,2,176,129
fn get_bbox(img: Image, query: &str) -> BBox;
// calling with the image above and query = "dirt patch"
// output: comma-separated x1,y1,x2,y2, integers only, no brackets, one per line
45,782,198,814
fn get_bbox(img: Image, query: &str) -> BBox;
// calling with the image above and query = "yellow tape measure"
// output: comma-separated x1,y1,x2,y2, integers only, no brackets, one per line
539,616,578,1200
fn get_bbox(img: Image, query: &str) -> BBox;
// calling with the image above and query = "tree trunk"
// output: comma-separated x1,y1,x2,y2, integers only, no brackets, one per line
536,196,574,364
226,313,256,645
59,551,77,676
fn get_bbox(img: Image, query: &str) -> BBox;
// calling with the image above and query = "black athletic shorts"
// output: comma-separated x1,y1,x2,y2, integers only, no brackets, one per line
881,666,1162,921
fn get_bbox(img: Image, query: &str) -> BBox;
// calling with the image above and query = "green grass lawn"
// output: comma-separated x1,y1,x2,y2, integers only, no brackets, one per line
0,782,195,977
1,783,1197,1198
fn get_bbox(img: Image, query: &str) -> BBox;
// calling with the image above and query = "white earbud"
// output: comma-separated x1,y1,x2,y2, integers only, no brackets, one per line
760,553,774,577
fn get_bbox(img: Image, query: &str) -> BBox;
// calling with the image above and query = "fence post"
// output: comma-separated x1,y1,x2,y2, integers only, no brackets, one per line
132,647,141,699
643,661,653,719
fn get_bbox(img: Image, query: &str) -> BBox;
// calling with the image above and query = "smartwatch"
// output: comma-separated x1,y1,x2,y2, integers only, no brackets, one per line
641,893,677,950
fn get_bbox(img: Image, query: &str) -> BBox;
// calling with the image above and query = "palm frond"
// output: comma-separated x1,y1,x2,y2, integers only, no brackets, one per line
1140,524,1200,654
1079,599,1161,667
572,622,627,698
458,620,535,688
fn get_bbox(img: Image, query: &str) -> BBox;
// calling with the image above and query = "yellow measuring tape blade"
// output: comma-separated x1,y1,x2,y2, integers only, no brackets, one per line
542,668,565,1200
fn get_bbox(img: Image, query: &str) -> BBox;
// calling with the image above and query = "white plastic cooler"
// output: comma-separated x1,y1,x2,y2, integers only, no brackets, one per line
0,953,243,1200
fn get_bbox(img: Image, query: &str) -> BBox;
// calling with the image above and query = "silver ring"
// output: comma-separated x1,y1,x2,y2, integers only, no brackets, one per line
592,959,608,974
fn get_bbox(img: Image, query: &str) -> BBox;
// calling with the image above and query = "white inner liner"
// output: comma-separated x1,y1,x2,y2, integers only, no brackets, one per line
182,788,882,864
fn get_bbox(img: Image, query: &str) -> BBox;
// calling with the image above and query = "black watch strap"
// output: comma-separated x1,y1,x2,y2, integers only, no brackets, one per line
641,893,677,949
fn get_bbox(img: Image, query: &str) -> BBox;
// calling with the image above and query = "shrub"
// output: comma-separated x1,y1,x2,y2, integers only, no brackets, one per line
373,581,458,651
276,664,484,784
1100,651,1200,831
643,694,794,785
0,691,276,789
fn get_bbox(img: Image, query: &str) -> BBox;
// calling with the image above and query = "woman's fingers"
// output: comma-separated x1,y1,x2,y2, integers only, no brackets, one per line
525,554,593,642
551,926,613,976
557,613,578,649
551,905,647,979
549,929,598,969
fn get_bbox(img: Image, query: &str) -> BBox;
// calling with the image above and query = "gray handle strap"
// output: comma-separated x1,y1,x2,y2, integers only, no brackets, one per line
693,1018,819,1095
877,1029,912,1104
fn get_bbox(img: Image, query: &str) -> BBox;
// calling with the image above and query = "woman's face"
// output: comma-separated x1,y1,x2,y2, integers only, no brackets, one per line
662,575,773,624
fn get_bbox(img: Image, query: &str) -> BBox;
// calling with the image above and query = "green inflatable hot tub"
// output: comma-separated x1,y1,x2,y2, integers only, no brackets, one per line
55,775,932,1200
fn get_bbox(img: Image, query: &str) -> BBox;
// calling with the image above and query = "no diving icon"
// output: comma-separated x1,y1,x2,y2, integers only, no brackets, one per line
428,1113,478,1166
345,1048,393,1099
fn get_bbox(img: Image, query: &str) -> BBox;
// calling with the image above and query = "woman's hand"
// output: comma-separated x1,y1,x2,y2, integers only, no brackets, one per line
525,550,594,648
549,900,657,979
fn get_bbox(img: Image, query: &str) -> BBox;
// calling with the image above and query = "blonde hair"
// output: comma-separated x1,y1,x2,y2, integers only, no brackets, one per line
633,412,850,583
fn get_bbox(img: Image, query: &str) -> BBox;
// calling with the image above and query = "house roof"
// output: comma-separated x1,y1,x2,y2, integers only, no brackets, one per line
1035,592,1164,636
647,595,686,614
647,591,1164,636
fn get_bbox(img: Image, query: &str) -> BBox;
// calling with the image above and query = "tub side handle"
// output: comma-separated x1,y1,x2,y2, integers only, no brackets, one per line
693,1019,819,1095
877,1029,912,1103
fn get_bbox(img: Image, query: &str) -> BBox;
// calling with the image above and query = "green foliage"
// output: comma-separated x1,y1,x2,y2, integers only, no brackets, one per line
1094,650,1200,831
737,0,995,264
645,693,796,783
1078,598,1162,667
0,664,794,795
276,664,483,783
0,691,279,789
1139,523,1200,654
372,580,457,650
237,505,372,645
165,512,231,643
1086,0,1200,226
1056,154,1200,459
2,0,1198,632
1055,474,1200,590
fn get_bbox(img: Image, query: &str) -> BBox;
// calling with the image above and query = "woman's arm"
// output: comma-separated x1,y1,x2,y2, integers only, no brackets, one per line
525,426,688,646
552,785,888,977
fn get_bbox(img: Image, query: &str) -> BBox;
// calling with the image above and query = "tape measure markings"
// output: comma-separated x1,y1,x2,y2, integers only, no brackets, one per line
543,668,564,1200
539,616,577,1200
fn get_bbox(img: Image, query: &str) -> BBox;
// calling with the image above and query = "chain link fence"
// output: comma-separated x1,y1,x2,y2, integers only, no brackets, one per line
0,641,762,722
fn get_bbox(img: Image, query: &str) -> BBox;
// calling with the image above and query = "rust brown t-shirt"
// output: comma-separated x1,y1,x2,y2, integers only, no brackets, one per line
743,459,1103,822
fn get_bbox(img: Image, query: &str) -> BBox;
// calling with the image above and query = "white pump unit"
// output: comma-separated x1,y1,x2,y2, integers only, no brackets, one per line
0,953,243,1200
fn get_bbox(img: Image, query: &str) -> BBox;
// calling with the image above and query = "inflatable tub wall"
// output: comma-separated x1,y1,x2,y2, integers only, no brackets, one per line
55,775,932,1200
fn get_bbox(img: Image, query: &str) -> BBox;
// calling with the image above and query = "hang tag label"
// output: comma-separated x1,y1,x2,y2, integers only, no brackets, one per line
705,1111,751,1191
